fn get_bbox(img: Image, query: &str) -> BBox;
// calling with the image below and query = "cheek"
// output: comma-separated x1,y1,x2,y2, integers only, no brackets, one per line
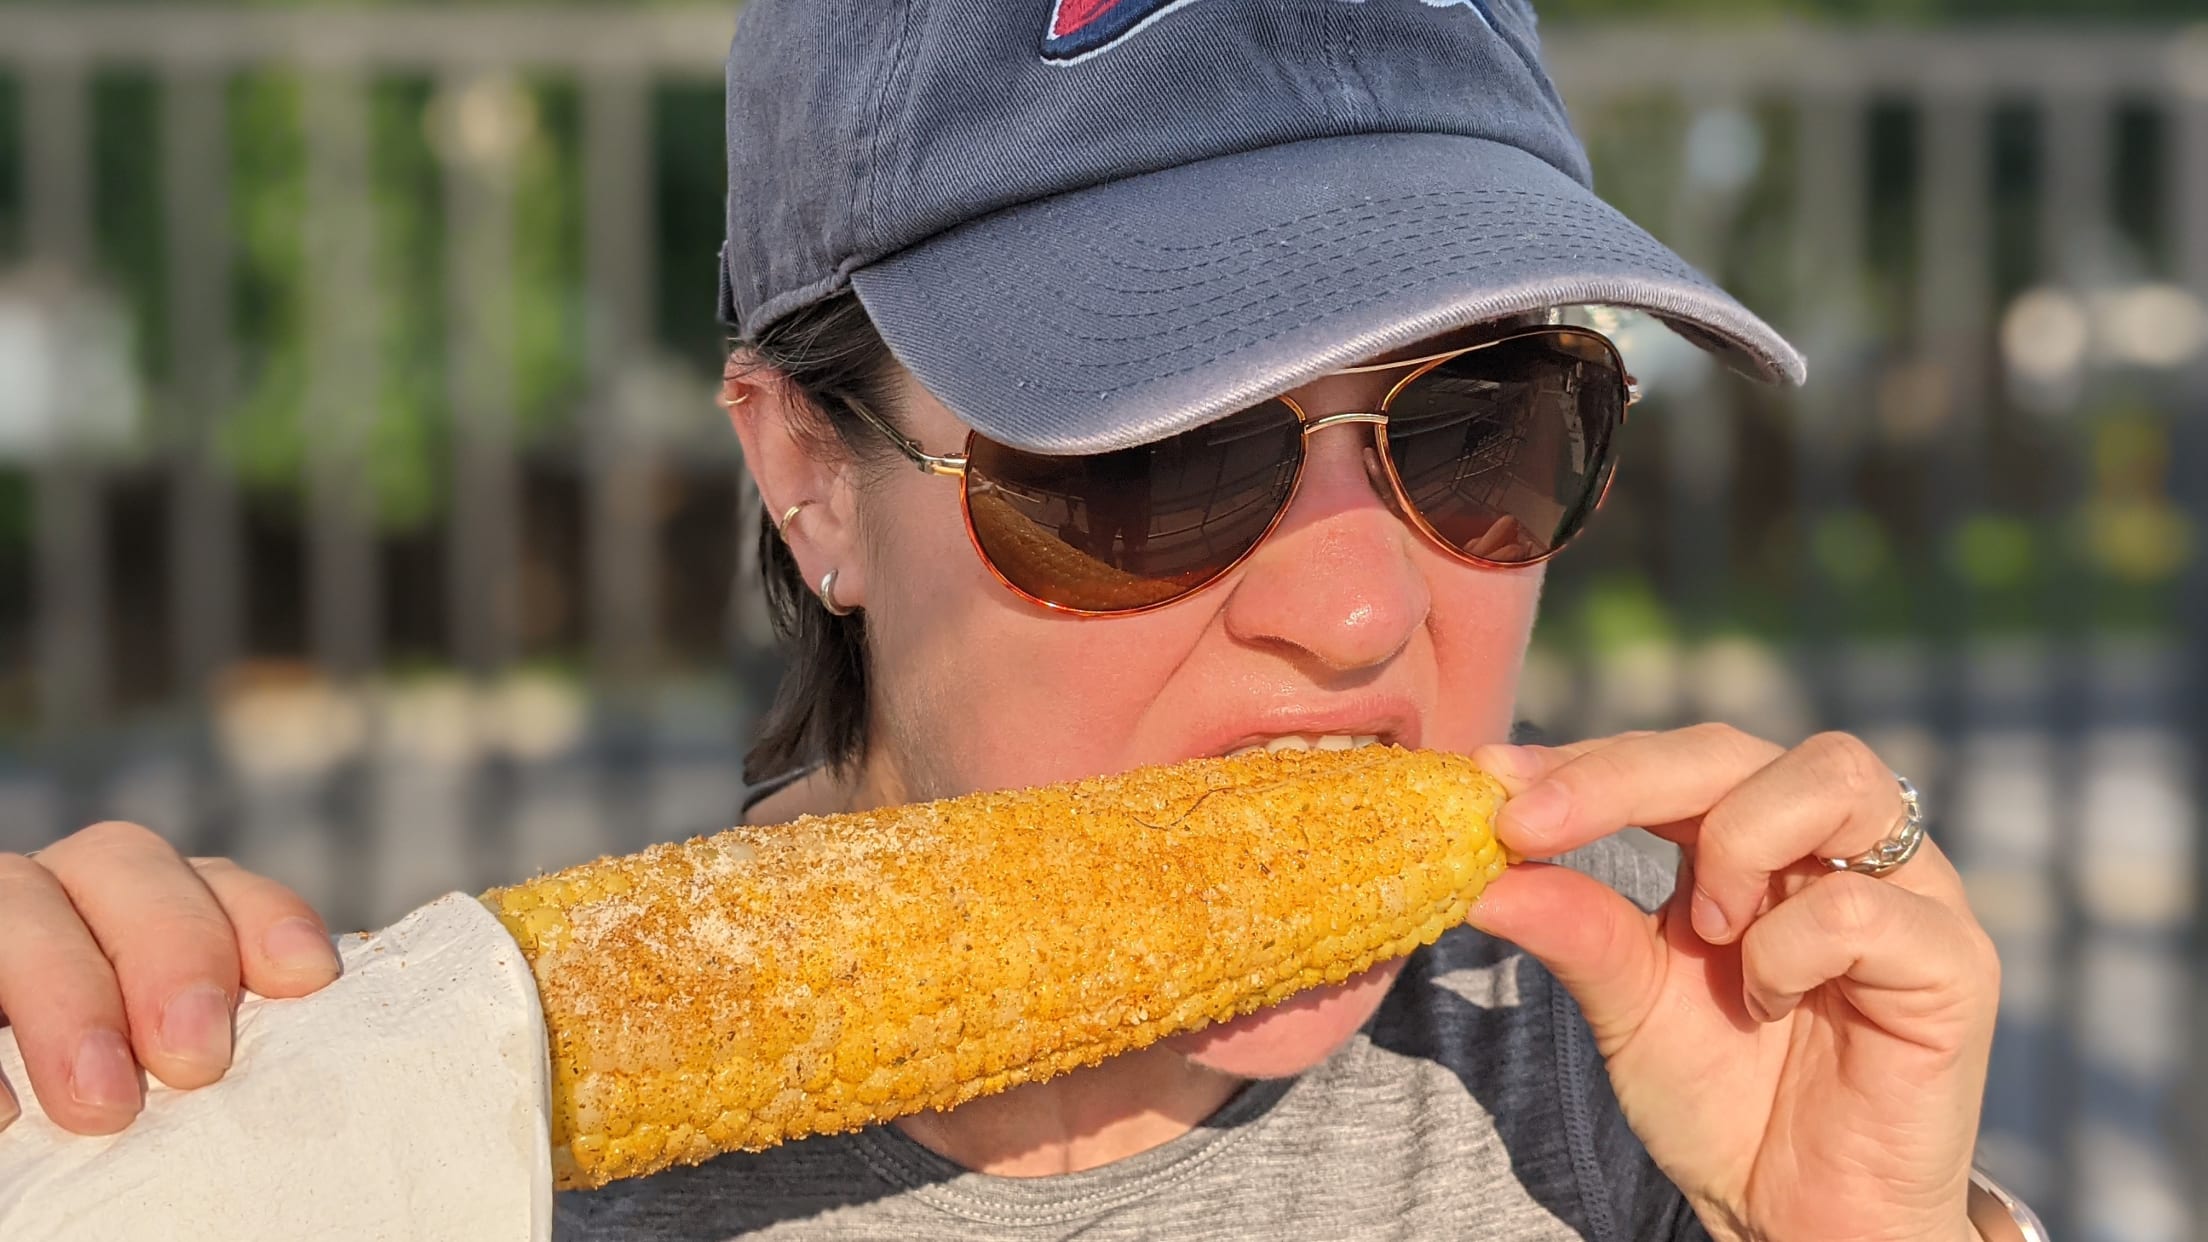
862,490,1204,796
1419,565,1545,753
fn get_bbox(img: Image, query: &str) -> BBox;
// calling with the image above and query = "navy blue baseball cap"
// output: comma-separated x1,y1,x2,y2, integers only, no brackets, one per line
720,0,1806,454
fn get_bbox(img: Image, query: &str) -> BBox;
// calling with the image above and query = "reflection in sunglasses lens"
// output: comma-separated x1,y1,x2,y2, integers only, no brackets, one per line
1381,332,1622,564
965,402,1304,613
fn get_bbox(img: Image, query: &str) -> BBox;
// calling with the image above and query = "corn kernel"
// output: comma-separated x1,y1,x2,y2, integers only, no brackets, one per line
482,746,1508,1190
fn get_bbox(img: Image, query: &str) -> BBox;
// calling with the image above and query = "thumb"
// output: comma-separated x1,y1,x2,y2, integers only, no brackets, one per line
1466,861,1666,1052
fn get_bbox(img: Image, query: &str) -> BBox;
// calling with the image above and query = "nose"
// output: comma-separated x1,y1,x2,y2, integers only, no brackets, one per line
1218,421,1430,675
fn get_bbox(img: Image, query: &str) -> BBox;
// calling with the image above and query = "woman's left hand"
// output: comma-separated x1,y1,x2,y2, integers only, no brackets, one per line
1466,726,2000,1242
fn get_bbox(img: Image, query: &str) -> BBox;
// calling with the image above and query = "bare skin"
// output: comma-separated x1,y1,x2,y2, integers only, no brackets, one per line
0,323,1999,1241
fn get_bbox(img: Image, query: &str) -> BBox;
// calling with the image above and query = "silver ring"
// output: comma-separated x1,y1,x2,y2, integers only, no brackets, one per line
1821,776,1926,877
817,569,856,617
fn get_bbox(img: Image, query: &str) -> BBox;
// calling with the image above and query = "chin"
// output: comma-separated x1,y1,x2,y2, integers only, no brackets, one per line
1165,958,1406,1079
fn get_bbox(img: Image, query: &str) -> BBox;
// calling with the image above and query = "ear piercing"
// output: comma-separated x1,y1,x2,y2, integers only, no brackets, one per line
818,570,856,617
773,502,852,614
775,501,813,539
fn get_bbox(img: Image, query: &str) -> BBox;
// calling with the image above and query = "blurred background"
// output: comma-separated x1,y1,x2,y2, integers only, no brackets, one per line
0,1,2201,1237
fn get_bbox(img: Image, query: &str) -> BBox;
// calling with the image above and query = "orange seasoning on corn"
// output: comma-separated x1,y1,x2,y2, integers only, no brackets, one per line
482,746,1511,1190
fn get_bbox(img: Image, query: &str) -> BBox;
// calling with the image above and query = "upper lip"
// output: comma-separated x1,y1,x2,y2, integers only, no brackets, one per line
1189,701,1421,760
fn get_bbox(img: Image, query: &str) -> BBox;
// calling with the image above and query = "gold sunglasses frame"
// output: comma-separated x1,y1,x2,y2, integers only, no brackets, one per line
847,326,1642,617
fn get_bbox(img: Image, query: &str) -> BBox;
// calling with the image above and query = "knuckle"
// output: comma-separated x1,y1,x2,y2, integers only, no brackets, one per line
1804,731,1885,800
1734,923,1778,983
194,859,303,913
1550,749,1633,817
0,858,70,934
1566,744,1633,790
113,908,237,975
1685,721,1778,768
1,918,111,992
1812,871,1887,940
1966,925,2003,997
65,820,172,861
1681,721,1744,751
186,856,245,881
1689,811,1738,871
0,852,50,886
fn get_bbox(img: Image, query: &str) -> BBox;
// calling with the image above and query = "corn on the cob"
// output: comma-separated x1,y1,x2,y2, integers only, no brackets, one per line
481,745,1511,1191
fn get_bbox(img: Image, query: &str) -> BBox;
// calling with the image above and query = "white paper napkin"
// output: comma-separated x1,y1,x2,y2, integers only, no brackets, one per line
0,893,552,1242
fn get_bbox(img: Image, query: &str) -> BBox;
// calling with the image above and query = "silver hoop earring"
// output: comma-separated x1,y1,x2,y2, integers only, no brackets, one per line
818,569,856,617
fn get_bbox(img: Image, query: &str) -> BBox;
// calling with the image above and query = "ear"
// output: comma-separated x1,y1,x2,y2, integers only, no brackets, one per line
722,357,871,611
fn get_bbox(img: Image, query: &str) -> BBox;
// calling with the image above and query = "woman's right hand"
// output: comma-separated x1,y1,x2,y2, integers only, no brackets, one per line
0,823,342,1136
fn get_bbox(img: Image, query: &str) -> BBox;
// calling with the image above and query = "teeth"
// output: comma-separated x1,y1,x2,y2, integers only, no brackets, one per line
1224,734,1385,759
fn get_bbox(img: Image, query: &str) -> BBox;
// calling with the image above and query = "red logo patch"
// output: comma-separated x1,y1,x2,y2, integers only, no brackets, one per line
1041,0,1502,65
1042,0,1191,62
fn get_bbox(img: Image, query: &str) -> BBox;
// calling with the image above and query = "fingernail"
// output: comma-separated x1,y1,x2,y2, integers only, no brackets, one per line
70,1029,141,1112
263,917,340,980
1474,744,1541,782
1691,887,1730,942
1500,782,1568,843
160,984,234,1071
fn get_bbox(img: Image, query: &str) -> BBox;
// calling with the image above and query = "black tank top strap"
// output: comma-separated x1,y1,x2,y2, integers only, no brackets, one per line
740,767,816,817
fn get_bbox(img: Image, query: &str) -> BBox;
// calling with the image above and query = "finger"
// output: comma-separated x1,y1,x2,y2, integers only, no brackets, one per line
1692,732,1958,944
1737,870,1999,1052
1470,731,1655,796
1465,516,1534,561
0,852,143,1134
39,823,241,1091
0,955,18,1134
189,858,342,999
1473,724,1785,856
1465,861,1666,1054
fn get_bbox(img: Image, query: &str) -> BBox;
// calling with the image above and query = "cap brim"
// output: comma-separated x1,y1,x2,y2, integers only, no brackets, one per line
850,132,1806,455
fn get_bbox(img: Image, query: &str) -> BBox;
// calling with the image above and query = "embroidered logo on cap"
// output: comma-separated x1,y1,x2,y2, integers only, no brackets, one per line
1042,0,1500,65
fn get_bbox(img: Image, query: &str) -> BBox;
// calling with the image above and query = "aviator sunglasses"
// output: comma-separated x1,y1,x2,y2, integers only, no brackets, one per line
848,326,1640,616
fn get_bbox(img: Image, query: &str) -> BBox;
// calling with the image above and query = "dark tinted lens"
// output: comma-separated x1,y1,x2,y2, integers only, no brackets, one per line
964,402,1304,613
1380,329,1625,564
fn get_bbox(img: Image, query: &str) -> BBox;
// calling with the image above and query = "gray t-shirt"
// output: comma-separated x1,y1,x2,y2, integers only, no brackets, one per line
555,835,1709,1241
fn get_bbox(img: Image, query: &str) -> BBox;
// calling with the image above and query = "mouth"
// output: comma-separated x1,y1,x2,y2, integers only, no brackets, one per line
1158,729,1421,1069
1215,733,1392,759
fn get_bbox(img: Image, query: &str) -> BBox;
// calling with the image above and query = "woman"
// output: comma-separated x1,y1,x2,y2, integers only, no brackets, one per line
0,1,2030,1238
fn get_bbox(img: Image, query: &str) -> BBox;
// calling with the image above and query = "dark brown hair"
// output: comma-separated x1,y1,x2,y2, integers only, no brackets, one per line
735,295,906,785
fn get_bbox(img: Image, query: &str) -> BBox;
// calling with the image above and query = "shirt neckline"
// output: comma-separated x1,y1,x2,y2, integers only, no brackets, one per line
849,1071,1304,1225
